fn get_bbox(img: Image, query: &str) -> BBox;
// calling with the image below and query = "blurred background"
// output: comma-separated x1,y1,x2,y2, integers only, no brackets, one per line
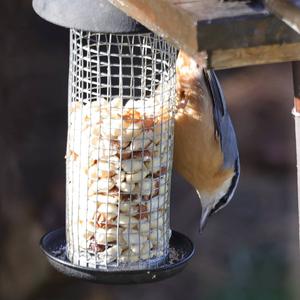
1,1,300,299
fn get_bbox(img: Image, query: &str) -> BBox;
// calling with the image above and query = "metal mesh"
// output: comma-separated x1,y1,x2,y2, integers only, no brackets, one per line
66,29,176,270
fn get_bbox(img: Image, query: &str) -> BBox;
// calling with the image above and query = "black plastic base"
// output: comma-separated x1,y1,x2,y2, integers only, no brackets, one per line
40,228,194,284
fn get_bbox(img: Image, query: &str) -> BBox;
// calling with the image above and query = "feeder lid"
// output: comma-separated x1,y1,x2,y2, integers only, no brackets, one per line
32,0,150,33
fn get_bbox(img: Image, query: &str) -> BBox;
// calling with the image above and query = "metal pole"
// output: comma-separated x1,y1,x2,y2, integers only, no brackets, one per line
292,61,300,245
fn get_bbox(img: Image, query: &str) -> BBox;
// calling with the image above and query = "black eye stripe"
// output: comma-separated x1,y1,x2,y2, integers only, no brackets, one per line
211,159,240,215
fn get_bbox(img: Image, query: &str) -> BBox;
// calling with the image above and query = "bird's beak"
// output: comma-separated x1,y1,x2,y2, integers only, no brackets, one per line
199,206,211,232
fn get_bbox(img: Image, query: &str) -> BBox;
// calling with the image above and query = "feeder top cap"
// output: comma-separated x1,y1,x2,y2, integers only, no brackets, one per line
32,0,150,33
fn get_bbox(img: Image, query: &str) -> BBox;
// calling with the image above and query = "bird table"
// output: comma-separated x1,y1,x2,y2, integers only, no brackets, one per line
109,0,300,242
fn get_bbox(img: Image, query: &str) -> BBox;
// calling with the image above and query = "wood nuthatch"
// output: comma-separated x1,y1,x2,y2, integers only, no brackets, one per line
174,50,240,231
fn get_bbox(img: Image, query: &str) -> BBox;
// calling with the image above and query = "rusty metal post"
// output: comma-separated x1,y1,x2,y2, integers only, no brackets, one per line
292,61,300,244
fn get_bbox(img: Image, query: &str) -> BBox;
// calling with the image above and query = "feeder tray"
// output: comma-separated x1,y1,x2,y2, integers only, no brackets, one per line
40,228,194,284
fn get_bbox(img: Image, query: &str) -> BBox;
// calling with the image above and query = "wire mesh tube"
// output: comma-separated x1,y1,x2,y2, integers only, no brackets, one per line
65,29,177,269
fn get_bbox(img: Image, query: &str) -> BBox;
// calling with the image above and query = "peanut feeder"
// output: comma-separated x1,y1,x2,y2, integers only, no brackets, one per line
33,0,194,283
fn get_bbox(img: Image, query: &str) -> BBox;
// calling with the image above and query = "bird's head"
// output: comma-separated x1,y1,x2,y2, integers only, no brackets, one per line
197,165,238,231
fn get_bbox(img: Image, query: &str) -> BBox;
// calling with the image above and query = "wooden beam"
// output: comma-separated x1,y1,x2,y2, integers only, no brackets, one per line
209,42,300,69
109,0,300,69
197,14,300,51
264,0,300,34
108,0,198,56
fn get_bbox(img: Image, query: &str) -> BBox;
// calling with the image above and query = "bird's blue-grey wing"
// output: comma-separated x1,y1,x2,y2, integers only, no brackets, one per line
203,69,240,214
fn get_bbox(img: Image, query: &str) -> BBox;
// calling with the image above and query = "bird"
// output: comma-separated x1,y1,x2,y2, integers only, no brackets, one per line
174,50,240,231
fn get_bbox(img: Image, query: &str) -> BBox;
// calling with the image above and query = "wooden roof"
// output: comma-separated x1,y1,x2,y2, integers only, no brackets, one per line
109,0,300,69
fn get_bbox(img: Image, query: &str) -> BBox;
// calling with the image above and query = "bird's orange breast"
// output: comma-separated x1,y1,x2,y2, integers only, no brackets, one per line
174,51,234,194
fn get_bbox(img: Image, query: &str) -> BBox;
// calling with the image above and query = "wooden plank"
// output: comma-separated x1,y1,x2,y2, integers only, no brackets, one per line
109,0,198,54
264,0,300,34
108,0,300,69
173,1,286,51
196,13,300,51
174,0,266,20
209,42,300,69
